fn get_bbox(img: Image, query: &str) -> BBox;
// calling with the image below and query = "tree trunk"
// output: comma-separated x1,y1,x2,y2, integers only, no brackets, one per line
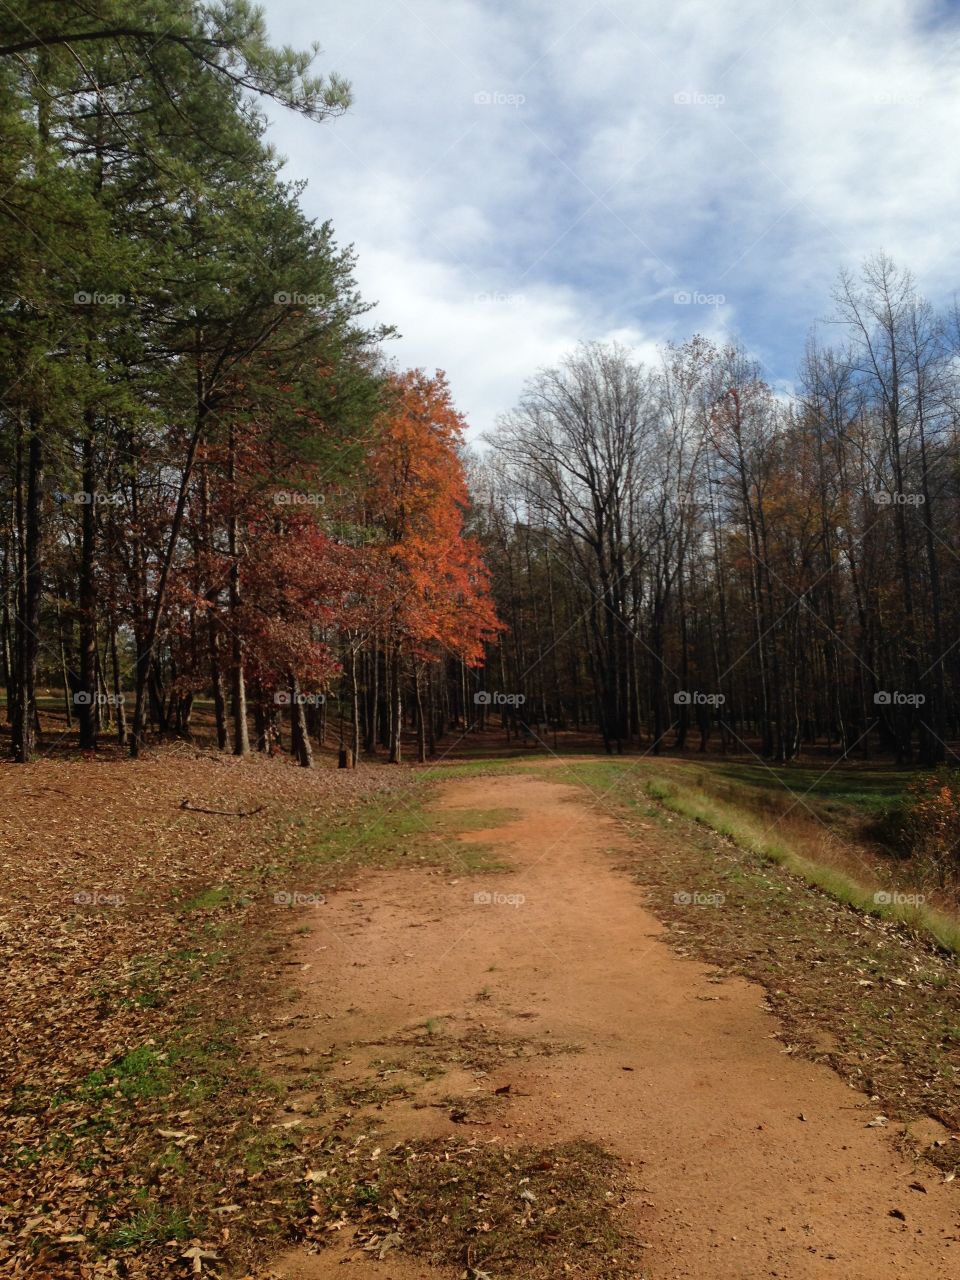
289,674,313,767
130,406,207,756
13,418,43,763
200,465,227,750
56,594,73,730
427,663,437,756
227,427,249,756
388,641,402,763
77,425,98,749
109,622,127,745
349,645,360,761
414,661,426,763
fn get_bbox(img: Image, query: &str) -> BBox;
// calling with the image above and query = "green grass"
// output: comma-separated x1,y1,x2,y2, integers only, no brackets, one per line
287,792,520,878
544,757,652,801
548,755,916,843
53,1026,248,1113
419,756,538,778
179,885,241,912
241,1123,302,1174
641,772,960,954
673,759,920,854
61,1045,172,1106
103,1202,195,1249
690,759,917,817
513,751,916,833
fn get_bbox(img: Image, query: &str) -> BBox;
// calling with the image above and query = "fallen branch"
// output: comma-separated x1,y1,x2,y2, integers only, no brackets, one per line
178,800,266,817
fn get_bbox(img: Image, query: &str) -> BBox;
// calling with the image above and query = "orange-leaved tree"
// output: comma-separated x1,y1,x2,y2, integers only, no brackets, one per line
363,369,501,761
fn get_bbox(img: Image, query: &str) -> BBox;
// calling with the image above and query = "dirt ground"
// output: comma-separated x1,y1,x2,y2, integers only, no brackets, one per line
266,773,960,1280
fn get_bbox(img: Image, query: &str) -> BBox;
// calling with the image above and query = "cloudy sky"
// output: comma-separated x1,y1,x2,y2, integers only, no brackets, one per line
262,0,960,436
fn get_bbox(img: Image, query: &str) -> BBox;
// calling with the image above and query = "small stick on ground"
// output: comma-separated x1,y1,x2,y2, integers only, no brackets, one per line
178,800,266,817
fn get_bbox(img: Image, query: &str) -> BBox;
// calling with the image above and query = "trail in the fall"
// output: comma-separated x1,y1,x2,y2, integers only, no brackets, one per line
270,772,959,1280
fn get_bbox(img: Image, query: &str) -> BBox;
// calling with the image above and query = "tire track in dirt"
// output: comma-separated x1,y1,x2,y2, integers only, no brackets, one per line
269,772,959,1280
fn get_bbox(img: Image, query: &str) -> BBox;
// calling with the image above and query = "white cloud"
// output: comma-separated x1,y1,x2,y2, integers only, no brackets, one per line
353,245,606,438
262,0,960,430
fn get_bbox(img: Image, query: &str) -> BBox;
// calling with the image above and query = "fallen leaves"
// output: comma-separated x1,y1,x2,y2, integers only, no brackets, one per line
304,1135,642,1279
0,748,409,1278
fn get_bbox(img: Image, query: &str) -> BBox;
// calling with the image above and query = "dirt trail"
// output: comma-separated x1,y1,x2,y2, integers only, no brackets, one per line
271,773,959,1280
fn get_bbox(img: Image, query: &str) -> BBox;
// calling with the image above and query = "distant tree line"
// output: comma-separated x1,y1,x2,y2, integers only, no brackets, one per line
475,255,960,764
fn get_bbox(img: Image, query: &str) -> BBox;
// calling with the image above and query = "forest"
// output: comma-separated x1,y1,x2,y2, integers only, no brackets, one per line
1,2,958,776
477,281,960,765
